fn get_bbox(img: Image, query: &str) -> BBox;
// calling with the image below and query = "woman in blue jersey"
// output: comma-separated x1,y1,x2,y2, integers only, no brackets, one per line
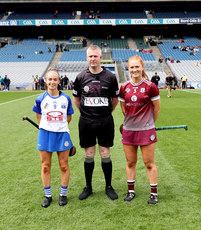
33,68,74,208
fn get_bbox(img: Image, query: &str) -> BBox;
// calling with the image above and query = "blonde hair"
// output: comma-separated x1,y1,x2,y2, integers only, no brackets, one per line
128,55,149,80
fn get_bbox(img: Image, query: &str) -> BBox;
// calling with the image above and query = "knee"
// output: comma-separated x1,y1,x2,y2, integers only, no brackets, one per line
144,161,154,170
100,151,110,158
127,160,136,168
85,149,95,158
60,163,69,172
99,148,110,158
42,164,51,173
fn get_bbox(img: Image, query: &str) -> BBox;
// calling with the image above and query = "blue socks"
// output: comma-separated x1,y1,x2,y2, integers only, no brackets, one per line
44,185,68,197
60,186,68,197
44,186,51,197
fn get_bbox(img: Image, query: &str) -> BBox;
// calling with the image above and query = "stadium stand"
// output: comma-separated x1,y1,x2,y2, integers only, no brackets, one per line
0,38,56,89
81,11,147,19
9,38,20,45
55,61,88,72
55,62,116,83
124,70,167,85
59,50,86,62
0,13,4,19
7,12,74,20
112,49,156,62
167,61,201,82
134,38,149,49
101,11,147,19
0,62,49,90
91,38,128,49
58,43,82,50
0,38,56,62
153,11,201,18
1,34,201,90
158,36,201,61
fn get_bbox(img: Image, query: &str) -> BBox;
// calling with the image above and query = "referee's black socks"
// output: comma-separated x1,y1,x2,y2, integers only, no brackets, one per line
84,158,94,188
101,157,112,187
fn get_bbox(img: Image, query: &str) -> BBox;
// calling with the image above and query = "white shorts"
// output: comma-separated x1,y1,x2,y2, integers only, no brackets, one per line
37,129,73,152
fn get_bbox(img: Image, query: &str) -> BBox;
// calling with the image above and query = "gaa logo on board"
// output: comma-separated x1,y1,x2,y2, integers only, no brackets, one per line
68,20,83,25
22,20,34,25
10,20,18,25
102,20,112,24
147,19,163,24
132,19,147,24
54,20,65,25
86,20,98,25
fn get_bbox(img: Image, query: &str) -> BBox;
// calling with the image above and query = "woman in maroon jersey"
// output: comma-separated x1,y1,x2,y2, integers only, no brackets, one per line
119,55,160,204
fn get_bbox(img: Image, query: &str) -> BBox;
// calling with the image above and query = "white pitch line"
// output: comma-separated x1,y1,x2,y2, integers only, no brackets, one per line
0,94,40,106
181,90,201,95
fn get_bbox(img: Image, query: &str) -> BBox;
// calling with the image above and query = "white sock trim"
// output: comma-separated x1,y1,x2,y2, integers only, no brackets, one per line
151,193,158,196
127,180,135,182
150,184,157,186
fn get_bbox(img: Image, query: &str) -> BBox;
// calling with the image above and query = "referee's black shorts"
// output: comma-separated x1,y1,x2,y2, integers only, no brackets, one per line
79,115,114,148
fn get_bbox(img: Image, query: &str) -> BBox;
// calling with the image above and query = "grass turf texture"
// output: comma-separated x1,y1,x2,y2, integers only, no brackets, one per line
0,89,201,230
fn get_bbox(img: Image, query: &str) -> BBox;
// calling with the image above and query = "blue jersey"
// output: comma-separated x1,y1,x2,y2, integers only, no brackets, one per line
33,91,74,132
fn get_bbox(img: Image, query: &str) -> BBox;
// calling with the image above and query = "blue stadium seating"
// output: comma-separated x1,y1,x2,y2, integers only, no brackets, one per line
7,12,73,20
153,11,201,18
158,37,201,61
112,49,156,62
91,38,128,49
81,11,147,19
59,50,86,62
0,39,56,62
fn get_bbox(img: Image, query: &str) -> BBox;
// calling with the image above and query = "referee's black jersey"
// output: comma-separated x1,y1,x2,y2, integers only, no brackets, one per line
73,67,119,119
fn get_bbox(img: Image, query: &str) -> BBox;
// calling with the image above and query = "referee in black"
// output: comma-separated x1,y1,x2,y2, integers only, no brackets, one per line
151,72,160,87
73,45,119,200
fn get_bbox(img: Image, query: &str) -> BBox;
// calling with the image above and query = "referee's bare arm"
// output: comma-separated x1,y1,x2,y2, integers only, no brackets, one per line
112,97,119,112
152,99,160,123
73,96,81,111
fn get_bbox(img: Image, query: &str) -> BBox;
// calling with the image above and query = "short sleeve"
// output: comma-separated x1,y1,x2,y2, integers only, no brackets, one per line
73,76,81,97
150,83,160,101
118,84,125,102
110,75,119,98
67,96,74,115
32,97,42,114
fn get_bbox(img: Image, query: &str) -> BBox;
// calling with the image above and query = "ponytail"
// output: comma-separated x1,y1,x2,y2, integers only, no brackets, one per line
143,70,149,80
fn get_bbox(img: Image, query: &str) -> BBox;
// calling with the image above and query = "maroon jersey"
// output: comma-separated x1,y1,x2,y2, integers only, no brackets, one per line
119,78,160,131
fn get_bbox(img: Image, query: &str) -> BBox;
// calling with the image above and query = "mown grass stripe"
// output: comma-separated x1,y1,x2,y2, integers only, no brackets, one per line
182,89,201,95
0,94,40,106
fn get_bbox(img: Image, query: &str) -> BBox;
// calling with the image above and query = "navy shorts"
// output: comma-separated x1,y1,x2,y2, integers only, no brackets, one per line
37,129,73,152
79,115,114,148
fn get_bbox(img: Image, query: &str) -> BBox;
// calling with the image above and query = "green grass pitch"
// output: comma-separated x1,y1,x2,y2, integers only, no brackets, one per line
0,89,201,230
